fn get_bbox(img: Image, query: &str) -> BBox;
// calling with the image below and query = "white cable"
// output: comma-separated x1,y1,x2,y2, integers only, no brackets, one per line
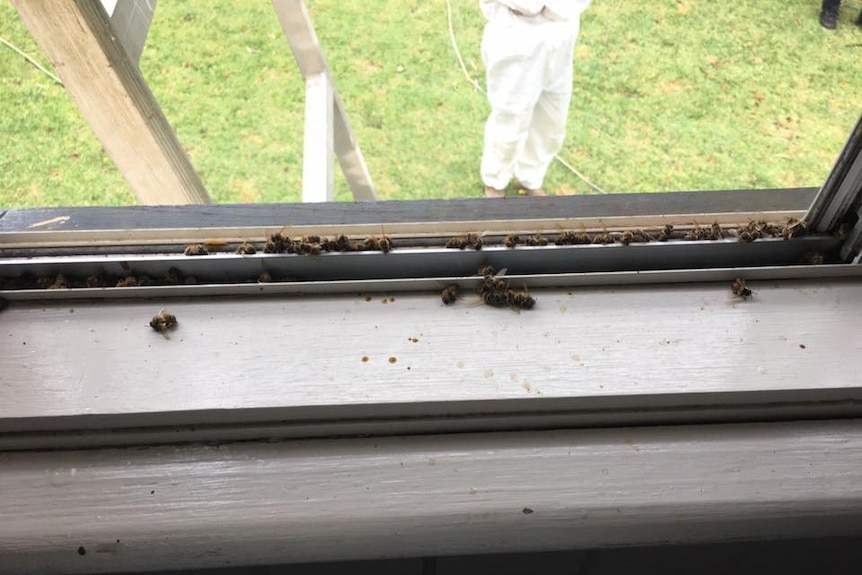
444,0,608,194
0,37,64,86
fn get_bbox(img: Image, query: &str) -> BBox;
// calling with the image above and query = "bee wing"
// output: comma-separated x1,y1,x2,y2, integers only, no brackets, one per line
494,267,508,279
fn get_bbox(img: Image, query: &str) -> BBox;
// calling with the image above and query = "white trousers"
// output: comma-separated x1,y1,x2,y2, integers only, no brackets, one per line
480,13,580,191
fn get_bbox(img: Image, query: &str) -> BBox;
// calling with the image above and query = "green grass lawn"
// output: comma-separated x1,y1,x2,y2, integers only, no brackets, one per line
1,0,861,207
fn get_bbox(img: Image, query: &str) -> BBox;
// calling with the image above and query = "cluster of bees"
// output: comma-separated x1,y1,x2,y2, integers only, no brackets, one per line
7,266,199,291
180,217,809,260
261,233,392,255
441,265,535,310
738,218,807,242
497,219,806,248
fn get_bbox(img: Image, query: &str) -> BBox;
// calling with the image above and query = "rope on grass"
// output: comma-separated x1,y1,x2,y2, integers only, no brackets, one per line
444,0,608,194
0,37,64,86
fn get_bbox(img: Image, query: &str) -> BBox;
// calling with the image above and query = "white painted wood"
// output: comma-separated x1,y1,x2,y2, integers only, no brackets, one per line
1,279,860,431
11,0,210,205
1,421,861,573
302,73,335,202
272,0,377,201
105,0,157,65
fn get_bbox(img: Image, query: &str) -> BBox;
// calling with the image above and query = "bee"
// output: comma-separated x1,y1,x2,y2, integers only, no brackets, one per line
149,308,178,336
163,267,183,285
258,272,272,283
710,222,724,240
86,273,109,288
802,251,824,265
478,264,497,278
184,243,209,256
235,241,257,255
737,227,757,243
364,235,394,253
504,234,520,248
782,218,807,240
303,235,321,244
592,228,614,244
507,288,536,310
657,224,674,242
446,233,482,250
116,276,139,288
731,278,752,300
621,229,652,244
555,230,577,245
47,274,69,289
441,284,460,305
265,232,290,253
526,234,549,246
684,222,710,241
296,241,321,255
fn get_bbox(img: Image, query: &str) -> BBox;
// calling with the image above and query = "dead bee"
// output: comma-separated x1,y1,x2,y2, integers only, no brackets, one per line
236,241,257,255
478,265,497,278
364,235,393,253
802,251,824,265
116,276,139,288
303,235,321,244
86,273,109,288
184,243,209,256
684,222,710,241
163,267,183,285
592,230,614,244
709,222,724,240
657,224,674,242
555,229,591,245
525,234,549,246
782,218,807,240
149,308,178,335
737,227,757,243
622,229,653,244
441,284,460,305
295,241,321,255
264,232,290,253
504,234,520,248
731,278,752,300
258,272,272,283
48,274,69,289
446,233,483,250
507,288,536,310
38,274,69,289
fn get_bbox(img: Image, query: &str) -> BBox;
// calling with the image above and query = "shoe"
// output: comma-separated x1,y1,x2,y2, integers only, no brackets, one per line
484,186,506,198
820,10,837,29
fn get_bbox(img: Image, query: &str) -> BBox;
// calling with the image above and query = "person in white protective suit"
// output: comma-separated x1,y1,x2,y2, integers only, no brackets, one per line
480,0,592,198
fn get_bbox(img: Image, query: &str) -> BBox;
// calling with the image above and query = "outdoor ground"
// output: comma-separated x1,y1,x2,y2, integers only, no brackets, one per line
1,0,861,207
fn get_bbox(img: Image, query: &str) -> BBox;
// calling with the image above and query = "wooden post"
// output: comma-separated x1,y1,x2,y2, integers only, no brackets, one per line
303,73,335,202
271,0,377,201
12,0,211,205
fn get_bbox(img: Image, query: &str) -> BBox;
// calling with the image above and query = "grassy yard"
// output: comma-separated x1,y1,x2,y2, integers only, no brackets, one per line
1,0,860,207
